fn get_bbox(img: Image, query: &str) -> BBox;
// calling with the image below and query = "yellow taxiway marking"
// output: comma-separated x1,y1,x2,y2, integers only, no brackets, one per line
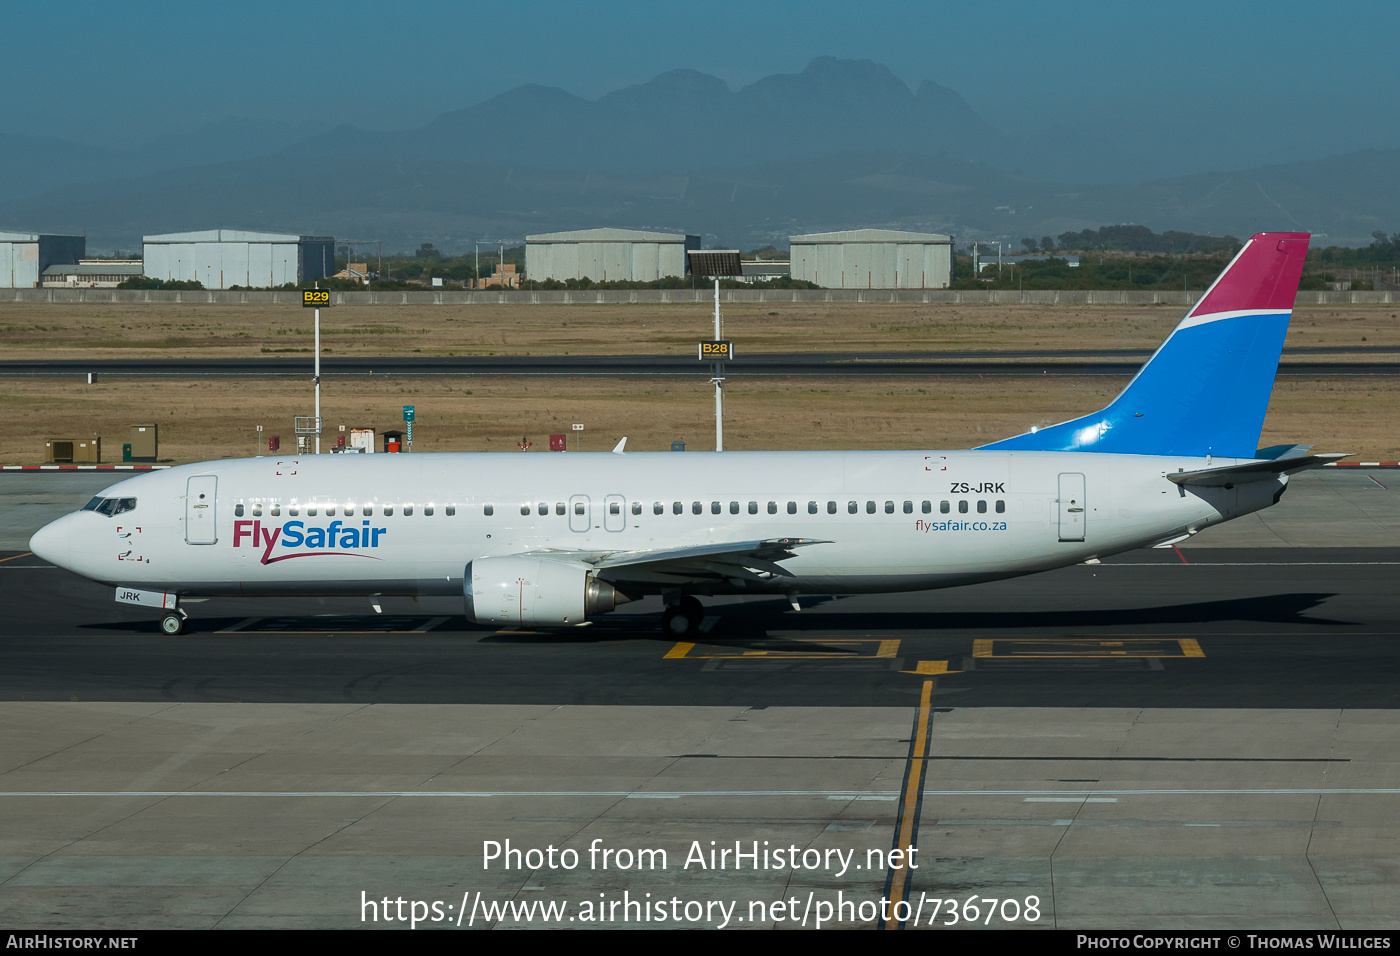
973,638,1205,659
902,660,960,676
0,552,34,564
885,679,933,931
665,638,900,660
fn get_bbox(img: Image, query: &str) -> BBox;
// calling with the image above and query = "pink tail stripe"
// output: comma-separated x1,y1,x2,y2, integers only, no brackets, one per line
1189,232,1310,317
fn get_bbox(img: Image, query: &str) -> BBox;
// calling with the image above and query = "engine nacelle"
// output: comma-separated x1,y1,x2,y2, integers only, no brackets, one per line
464,556,629,626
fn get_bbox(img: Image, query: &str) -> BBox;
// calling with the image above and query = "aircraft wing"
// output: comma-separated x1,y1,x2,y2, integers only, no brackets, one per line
521,537,833,585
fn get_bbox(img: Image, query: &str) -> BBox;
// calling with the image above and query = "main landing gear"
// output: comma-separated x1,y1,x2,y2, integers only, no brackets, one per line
160,608,189,635
660,595,704,637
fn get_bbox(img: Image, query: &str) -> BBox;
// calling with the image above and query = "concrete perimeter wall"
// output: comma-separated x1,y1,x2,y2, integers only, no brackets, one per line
1,288,1396,307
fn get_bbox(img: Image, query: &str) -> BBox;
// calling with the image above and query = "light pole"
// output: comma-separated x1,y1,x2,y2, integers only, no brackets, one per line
314,290,321,454
686,250,742,452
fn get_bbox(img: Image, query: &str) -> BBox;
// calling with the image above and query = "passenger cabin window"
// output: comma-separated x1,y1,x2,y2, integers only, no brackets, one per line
767,502,777,514
958,501,968,514
750,502,759,515
711,502,721,515
326,505,335,516
537,503,548,516
522,504,533,516
827,501,837,514
848,501,858,514
555,503,565,516
865,501,875,514
654,502,664,515
575,502,586,515
253,503,264,517
383,504,393,516
483,504,494,516
729,501,739,515
609,502,620,516
425,504,435,516
307,506,317,517
674,502,683,515
808,501,818,514
692,502,702,515
940,501,950,514
363,504,373,516
235,503,245,517
921,501,931,514
995,500,1005,513
631,502,641,516
271,503,281,517
404,504,414,516
290,505,300,516
977,500,987,514
788,502,797,514
446,504,456,516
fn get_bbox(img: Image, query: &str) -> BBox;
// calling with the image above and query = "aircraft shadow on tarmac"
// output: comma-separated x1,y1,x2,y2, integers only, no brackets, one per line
87,591,1352,644
710,592,1356,633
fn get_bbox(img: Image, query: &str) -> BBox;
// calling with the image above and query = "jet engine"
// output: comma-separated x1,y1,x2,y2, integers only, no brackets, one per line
464,556,630,626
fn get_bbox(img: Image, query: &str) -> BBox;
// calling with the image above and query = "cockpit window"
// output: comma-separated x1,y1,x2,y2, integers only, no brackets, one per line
83,496,136,517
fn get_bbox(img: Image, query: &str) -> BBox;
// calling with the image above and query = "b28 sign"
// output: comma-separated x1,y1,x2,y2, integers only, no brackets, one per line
697,340,734,361
302,289,331,308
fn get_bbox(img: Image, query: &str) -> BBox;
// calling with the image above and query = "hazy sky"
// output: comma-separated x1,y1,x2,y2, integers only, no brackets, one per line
9,0,1398,171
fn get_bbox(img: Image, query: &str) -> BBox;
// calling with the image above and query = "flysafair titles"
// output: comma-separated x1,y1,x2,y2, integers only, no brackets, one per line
232,519,388,565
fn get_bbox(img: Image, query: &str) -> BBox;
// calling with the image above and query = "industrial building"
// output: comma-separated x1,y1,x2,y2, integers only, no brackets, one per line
525,228,700,283
142,230,335,289
789,229,952,289
0,231,85,288
43,260,144,288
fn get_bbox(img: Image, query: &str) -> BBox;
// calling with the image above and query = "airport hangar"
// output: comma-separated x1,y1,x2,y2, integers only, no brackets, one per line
789,228,953,289
142,229,335,290
0,230,85,288
525,228,701,282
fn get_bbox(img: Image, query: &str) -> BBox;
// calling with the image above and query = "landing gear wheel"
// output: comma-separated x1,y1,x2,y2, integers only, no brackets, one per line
661,596,704,637
160,612,185,635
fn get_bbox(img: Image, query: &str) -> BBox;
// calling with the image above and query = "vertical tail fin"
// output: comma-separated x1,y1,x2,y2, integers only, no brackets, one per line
981,232,1310,458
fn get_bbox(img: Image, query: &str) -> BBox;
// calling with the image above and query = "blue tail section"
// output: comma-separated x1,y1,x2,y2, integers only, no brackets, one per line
980,232,1311,458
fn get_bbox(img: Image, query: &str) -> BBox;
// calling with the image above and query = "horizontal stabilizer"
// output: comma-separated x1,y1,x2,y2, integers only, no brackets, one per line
1167,453,1350,487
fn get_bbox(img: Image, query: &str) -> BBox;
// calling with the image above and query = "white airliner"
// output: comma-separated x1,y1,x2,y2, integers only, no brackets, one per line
30,232,1337,636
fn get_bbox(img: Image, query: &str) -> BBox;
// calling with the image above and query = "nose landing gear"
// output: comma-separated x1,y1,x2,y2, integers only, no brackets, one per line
160,609,189,635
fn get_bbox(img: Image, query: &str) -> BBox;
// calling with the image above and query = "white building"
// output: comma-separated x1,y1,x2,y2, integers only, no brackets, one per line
142,229,334,289
526,228,700,283
789,229,953,289
0,231,85,288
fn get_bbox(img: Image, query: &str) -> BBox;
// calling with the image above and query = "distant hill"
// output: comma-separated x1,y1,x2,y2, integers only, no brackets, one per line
0,58,1393,251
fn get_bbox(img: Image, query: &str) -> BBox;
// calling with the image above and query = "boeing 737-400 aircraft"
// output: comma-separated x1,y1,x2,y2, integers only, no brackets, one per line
30,232,1338,636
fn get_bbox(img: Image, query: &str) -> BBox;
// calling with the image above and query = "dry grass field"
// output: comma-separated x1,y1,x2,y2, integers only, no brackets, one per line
3,374,1395,464
1,300,1396,358
1,300,1395,463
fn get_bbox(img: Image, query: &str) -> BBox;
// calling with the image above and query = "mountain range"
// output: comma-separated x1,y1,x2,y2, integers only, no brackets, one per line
0,58,1393,252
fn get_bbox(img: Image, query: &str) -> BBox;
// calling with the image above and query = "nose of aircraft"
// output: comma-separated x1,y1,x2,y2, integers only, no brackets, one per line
29,515,71,568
